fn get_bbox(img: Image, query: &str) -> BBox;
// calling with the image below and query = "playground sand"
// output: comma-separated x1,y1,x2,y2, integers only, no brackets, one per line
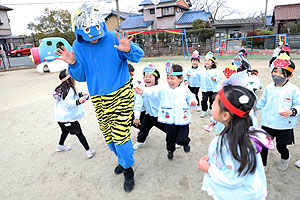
1,57,300,200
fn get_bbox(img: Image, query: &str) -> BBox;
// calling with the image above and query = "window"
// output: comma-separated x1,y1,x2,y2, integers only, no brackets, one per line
150,9,155,14
162,7,175,16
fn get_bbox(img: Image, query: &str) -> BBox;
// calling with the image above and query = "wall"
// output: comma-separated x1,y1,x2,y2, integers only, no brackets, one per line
0,10,12,36
105,15,126,31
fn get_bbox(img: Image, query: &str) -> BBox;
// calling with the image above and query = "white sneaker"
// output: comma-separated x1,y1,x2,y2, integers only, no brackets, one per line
133,142,145,150
277,157,290,171
196,106,201,112
56,145,71,152
200,111,208,118
175,144,181,149
87,149,96,158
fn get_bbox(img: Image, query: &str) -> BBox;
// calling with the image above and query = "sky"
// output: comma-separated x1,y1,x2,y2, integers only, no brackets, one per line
1,0,300,36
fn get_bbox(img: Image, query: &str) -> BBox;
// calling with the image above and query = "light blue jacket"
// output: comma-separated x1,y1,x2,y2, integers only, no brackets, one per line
256,82,300,129
134,85,159,118
55,88,84,122
143,84,196,125
202,136,267,200
184,66,202,87
200,68,222,92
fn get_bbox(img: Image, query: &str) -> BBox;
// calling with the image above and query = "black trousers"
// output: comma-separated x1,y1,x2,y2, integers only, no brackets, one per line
165,124,190,152
188,86,200,106
201,91,216,111
58,121,90,150
260,126,294,166
137,114,166,143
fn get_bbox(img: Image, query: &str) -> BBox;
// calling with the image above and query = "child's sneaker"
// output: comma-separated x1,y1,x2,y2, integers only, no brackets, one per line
56,145,71,152
196,106,201,112
277,157,290,171
183,144,190,153
200,111,208,118
133,142,145,150
167,151,173,160
87,149,96,158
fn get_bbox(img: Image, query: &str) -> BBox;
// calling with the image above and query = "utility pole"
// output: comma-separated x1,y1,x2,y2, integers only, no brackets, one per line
264,0,268,28
151,0,160,56
116,0,120,31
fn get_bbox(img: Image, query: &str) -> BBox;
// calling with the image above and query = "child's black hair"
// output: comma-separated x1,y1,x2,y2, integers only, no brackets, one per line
171,64,183,79
217,85,257,176
143,69,161,85
238,49,247,56
128,64,134,72
272,60,295,78
191,57,200,62
55,69,77,100
251,69,258,75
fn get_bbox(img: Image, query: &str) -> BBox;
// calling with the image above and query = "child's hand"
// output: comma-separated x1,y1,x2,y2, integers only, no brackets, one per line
279,109,293,118
186,73,190,77
204,122,215,132
184,81,189,86
133,119,141,126
79,97,86,104
190,101,197,106
134,87,143,95
198,154,210,173
211,77,216,81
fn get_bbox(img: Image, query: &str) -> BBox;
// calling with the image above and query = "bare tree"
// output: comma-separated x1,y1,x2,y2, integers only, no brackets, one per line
189,0,239,23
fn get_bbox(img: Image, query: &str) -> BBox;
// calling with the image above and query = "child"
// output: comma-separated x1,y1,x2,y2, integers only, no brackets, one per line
133,63,165,150
198,85,274,200
54,69,95,158
248,69,263,92
139,62,197,160
129,63,145,130
184,50,202,111
256,54,300,171
199,52,222,118
269,41,284,66
235,48,251,72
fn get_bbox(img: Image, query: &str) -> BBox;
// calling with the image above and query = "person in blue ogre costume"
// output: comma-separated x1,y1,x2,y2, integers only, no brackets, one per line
55,2,144,192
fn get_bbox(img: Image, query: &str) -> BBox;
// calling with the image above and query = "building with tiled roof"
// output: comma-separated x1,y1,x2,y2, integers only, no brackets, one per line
213,18,264,39
119,0,211,31
174,10,211,28
102,10,132,31
272,3,300,34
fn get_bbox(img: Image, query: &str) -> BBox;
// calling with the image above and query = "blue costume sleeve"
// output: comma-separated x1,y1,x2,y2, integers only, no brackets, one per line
68,46,86,82
119,40,144,63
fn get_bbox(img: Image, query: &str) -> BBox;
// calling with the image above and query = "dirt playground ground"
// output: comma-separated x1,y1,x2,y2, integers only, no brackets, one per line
1,55,300,200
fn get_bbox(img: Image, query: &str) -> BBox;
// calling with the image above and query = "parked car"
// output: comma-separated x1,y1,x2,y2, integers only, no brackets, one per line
7,44,35,57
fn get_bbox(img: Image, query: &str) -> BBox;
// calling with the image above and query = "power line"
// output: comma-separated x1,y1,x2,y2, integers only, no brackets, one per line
2,1,104,6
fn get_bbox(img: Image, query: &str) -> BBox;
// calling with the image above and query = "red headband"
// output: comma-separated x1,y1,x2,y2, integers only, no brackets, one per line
218,88,247,118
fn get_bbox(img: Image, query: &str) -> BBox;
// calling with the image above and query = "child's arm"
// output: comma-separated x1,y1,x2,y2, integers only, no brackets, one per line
133,93,144,126
256,87,268,110
185,89,197,106
64,89,85,108
211,69,222,82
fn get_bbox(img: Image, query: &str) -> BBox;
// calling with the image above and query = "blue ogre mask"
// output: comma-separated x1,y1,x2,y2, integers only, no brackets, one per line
73,3,106,42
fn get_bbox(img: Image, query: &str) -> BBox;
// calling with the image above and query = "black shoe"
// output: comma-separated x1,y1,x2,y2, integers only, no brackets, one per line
183,144,190,153
167,151,173,160
123,167,134,192
114,164,124,175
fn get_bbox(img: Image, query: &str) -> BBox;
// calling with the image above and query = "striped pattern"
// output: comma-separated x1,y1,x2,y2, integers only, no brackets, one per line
91,81,134,145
